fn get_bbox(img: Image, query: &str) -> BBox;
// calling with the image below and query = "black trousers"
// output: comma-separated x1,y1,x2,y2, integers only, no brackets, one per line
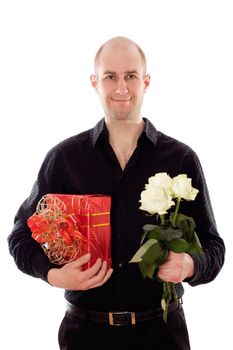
58,307,191,350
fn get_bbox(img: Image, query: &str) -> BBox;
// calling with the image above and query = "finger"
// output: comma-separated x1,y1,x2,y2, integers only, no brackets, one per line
87,268,113,289
66,253,91,269
158,263,173,274
85,260,108,285
157,266,171,279
82,258,103,279
158,260,171,269
94,260,108,278
83,261,110,289
158,265,182,283
157,271,172,282
169,251,180,258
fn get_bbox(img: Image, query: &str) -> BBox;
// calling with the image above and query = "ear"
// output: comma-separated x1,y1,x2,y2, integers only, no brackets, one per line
144,74,151,92
90,74,98,92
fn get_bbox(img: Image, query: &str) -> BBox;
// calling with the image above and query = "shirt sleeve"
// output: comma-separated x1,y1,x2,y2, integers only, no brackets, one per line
180,148,225,286
7,148,64,282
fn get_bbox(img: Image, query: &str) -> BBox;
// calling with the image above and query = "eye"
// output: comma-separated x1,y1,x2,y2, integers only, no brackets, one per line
104,74,116,80
125,74,137,80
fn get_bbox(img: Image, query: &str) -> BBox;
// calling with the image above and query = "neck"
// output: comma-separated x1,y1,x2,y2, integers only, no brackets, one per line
104,117,145,170
105,117,145,147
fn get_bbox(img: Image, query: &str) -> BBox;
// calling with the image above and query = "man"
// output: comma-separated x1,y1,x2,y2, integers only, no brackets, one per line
8,36,225,350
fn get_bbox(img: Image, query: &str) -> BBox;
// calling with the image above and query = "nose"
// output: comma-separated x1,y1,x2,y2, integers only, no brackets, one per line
115,78,128,94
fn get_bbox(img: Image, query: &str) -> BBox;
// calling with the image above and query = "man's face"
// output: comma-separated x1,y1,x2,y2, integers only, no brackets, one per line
91,44,150,122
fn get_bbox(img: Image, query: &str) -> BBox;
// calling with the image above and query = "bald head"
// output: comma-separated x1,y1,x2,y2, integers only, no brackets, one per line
94,36,147,76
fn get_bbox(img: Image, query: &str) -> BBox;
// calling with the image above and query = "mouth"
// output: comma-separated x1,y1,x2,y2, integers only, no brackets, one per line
111,97,131,102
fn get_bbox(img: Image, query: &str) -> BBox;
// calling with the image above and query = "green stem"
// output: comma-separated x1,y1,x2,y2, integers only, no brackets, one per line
172,197,181,227
162,281,172,322
172,283,179,307
160,214,165,225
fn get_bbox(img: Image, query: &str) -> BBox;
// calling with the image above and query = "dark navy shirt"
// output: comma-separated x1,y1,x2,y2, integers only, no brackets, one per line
8,118,225,311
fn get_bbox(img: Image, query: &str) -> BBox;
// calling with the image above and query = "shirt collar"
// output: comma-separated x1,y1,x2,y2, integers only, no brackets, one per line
142,118,159,146
91,117,159,147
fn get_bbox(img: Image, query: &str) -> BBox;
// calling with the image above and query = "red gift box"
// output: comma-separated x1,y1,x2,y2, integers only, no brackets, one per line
27,194,112,269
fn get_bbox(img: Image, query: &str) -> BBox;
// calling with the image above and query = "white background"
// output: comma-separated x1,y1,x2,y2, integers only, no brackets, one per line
1,1,232,349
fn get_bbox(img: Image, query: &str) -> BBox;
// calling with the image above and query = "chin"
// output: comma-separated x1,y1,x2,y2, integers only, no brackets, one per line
109,115,140,124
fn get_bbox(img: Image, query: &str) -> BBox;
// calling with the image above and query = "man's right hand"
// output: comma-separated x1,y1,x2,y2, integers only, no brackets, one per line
47,253,113,290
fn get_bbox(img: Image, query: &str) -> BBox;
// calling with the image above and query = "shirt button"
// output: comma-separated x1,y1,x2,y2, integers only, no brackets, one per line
118,263,123,268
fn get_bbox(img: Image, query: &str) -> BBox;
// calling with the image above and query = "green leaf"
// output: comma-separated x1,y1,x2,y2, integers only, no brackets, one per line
141,225,158,244
173,213,196,241
170,212,193,225
138,260,158,279
129,239,158,263
142,241,163,265
143,224,157,232
138,260,149,278
137,242,168,279
140,230,149,244
186,232,204,254
156,247,169,266
147,226,165,241
160,226,183,241
167,238,190,252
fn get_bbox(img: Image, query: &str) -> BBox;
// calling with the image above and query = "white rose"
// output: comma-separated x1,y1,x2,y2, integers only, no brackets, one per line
147,172,173,192
139,186,175,215
172,174,199,200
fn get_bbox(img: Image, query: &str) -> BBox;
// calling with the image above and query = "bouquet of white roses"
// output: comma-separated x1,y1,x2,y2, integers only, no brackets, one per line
129,172,203,321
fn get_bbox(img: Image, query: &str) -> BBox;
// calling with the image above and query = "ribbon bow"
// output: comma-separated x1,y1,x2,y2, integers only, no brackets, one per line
27,195,86,264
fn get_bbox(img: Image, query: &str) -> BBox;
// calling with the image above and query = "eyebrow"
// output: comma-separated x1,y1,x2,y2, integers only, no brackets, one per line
103,70,139,75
